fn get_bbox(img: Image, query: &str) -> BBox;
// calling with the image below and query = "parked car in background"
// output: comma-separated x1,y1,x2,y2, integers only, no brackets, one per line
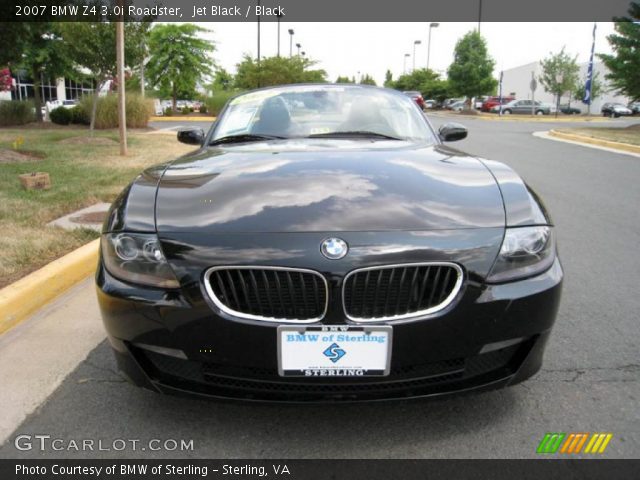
481,96,515,112
559,104,581,115
402,91,426,110
474,96,488,109
443,98,465,109
497,100,550,115
423,99,438,109
449,101,465,112
628,102,640,115
601,103,632,118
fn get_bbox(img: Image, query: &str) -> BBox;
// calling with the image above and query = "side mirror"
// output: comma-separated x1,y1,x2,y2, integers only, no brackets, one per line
177,128,205,146
438,123,468,142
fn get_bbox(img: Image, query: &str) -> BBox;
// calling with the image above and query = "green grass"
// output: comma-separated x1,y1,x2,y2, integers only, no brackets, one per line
0,126,194,287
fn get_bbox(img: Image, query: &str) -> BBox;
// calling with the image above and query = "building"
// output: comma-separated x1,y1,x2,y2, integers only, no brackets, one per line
0,71,96,104
500,61,629,113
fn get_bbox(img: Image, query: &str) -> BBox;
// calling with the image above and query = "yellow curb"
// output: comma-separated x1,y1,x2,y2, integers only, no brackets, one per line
151,116,216,122
549,130,640,154
0,239,100,335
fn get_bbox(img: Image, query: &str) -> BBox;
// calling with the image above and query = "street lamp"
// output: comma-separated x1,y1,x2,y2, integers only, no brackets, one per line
426,22,439,71
413,40,422,71
276,12,282,56
296,42,301,56
301,51,306,57
403,53,410,74
288,29,294,57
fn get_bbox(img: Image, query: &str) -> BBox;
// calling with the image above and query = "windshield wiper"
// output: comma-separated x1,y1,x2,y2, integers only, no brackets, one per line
306,131,402,140
209,134,286,146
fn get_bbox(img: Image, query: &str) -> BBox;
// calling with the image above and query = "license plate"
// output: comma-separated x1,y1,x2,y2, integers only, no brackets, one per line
278,326,392,377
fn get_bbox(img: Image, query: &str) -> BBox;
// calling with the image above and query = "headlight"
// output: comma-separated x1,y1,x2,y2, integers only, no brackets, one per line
487,226,556,283
101,233,179,288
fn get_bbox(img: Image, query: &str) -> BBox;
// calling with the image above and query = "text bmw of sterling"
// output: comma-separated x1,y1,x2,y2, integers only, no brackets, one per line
96,84,562,402
15,464,288,477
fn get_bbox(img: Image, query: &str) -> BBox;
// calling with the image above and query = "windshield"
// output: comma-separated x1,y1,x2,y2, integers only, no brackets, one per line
210,85,435,145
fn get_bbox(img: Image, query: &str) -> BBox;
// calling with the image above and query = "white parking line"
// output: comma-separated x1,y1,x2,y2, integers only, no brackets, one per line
0,278,105,445
532,131,640,158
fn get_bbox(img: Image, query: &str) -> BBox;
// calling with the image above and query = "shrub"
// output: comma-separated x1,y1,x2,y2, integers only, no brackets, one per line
181,106,191,115
163,107,173,116
77,94,153,128
49,106,72,125
0,100,35,126
204,91,240,116
198,104,207,114
70,105,89,125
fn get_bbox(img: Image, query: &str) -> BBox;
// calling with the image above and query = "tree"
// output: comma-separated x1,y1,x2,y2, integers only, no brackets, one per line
447,31,497,107
234,55,327,89
19,23,71,122
383,69,393,88
59,21,150,130
146,24,215,111
598,2,640,101
335,75,354,83
539,47,580,107
384,68,449,100
211,68,234,91
359,74,376,86
573,71,607,105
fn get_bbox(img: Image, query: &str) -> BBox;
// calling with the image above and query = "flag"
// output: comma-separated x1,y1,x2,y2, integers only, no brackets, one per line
583,23,597,105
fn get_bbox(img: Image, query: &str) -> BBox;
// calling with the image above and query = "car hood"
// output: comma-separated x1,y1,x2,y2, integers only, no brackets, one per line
155,141,505,233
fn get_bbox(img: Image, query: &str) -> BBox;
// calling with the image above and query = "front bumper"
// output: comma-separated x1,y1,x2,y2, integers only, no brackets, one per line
96,256,563,403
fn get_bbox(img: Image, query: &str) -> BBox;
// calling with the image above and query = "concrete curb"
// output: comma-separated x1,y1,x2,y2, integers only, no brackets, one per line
151,116,216,122
0,239,100,335
549,129,640,154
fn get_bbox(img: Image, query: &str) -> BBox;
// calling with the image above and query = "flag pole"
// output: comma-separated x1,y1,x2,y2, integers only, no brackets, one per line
583,23,597,116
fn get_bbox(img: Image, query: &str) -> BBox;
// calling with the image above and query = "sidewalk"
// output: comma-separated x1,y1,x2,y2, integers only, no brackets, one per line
0,278,104,445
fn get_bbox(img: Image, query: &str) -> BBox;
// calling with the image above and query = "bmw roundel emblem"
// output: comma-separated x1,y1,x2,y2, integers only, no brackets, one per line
321,237,348,260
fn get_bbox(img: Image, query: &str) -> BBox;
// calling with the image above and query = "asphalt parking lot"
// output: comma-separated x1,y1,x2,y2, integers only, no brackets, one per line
1,115,638,459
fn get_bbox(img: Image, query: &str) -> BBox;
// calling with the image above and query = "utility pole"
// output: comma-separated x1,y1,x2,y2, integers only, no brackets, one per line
478,0,482,34
116,0,127,156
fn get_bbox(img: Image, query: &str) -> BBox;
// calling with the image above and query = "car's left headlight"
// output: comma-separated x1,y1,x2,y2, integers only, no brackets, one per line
101,233,180,288
487,226,556,283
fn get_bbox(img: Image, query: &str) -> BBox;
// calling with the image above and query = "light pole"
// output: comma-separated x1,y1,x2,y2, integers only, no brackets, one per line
478,0,482,34
403,53,410,74
296,43,301,56
257,0,261,65
288,29,294,57
276,12,282,57
413,40,421,71
426,22,439,71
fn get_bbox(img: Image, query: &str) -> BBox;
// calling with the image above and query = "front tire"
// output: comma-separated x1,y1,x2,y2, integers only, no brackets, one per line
502,109,512,115
535,110,544,116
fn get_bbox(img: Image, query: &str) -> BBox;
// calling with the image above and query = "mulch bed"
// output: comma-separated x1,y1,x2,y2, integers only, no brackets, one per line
0,148,46,163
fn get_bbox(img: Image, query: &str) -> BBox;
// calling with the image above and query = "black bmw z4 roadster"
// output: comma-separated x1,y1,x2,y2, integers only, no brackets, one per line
97,84,562,402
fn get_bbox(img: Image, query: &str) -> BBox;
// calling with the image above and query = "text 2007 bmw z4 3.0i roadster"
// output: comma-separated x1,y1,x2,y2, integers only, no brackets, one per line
96,84,562,402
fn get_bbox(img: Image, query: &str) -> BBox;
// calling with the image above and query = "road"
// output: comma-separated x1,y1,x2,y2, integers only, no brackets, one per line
1,115,638,459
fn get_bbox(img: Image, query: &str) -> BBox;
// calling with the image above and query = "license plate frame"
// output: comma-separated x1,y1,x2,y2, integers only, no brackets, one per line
277,325,393,377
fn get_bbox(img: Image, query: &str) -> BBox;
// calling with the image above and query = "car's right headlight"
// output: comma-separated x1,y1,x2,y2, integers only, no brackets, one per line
101,233,180,288
487,226,556,283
